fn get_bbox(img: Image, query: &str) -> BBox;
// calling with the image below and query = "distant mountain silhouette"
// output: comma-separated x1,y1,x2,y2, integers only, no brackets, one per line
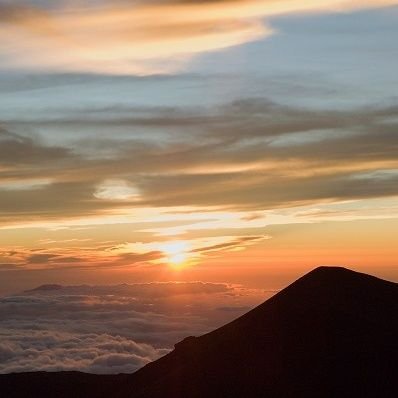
26,284,63,292
1,267,397,397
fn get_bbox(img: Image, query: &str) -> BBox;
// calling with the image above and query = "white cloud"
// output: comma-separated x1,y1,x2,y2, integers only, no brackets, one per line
0,331,166,374
94,180,141,201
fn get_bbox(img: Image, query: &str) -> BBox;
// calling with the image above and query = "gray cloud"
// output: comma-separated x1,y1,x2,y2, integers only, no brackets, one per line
27,253,60,264
139,168,398,209
0,245,164,271
1,99,397,222
192,236,267,253
0,127,71,165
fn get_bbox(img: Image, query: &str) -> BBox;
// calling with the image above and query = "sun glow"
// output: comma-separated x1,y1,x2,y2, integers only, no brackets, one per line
160,241,190,268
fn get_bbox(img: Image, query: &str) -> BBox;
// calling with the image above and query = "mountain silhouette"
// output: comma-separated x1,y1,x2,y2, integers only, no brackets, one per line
1,266,397,397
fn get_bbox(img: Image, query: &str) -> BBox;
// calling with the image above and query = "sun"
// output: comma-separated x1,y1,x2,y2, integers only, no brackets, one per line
160,241,190,268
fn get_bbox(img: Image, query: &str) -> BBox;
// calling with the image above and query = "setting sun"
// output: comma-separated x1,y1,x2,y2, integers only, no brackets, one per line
160,241,190,267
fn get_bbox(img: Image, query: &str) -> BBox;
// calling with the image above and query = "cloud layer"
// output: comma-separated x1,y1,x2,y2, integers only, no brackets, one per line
0,282,268,373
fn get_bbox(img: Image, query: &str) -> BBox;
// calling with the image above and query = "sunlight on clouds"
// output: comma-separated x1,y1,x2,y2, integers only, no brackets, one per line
0,0,396,74
1,198,397,276
109,235,270,270
0,178,52,191
94,179,141,201
0,1,270,74
111,240,196,267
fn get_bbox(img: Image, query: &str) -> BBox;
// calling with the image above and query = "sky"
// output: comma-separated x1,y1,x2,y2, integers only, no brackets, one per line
0,0,398,373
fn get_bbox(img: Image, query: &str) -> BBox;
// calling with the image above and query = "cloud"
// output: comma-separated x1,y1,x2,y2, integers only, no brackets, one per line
1,99,398,225
0,234,269,271
0,330,165,374
0,127,71,165
0,245,163,271
27,253,60,264
191,236,267,253
0,0,396,74
104,101,398,210
0,281,268,373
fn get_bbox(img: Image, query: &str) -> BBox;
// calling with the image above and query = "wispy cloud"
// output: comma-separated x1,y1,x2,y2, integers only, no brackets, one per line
0,0,396,74
0,234,270,271
1,100,397,225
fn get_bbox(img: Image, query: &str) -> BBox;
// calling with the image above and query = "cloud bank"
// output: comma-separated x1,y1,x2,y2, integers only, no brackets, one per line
0,281,268,373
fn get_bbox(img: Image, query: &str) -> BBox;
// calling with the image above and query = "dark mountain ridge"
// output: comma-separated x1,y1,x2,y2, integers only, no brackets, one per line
1,266,397,397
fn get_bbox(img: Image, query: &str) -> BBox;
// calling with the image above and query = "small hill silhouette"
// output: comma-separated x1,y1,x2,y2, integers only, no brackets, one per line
1,267,397,397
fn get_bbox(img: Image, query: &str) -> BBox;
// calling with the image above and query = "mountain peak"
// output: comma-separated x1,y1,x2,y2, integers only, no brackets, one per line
257,265,397,319
308,265,352,274
297,265,370,280
283,265,392,293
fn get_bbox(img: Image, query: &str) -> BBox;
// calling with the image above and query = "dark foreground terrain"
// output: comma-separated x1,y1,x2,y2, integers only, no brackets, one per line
1,266,397,397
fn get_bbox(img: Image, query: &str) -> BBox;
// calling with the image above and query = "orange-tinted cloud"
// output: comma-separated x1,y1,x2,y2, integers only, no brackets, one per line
0,0,397,73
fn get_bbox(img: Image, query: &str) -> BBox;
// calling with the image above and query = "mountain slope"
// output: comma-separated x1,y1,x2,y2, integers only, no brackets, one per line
1,267,397,397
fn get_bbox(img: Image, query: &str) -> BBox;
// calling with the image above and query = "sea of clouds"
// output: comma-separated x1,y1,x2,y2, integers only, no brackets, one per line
0,282,270,374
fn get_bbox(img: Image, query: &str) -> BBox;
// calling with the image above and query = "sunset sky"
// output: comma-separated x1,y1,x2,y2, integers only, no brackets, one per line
1,0,398,297
0,0,398,375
